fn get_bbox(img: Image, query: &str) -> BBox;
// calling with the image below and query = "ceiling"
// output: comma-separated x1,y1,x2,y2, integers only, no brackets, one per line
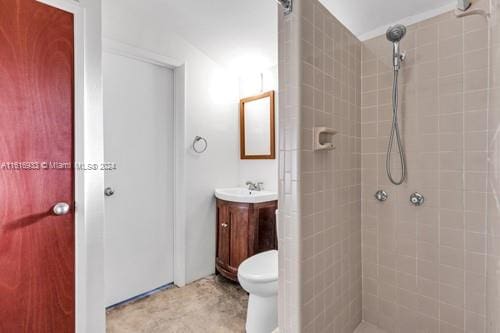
105,0,456,71
110,0,279,75
319,0,454,39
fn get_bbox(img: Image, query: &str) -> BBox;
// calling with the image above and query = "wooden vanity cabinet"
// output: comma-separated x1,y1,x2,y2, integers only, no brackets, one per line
215,199,278,281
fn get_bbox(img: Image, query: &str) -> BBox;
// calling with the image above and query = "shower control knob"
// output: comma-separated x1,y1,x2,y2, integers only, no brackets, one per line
104,187,115,197
375,190,388,202
410,192,424,206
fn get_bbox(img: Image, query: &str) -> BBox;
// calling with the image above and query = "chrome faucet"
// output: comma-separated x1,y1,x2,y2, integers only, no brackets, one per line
246,181,264,191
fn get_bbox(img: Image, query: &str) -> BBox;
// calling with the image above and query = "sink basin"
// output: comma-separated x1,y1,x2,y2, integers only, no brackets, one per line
215,188,278,204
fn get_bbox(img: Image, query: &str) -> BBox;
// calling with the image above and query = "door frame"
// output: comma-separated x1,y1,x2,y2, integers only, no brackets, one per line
36,0,105,332
103,39,188,288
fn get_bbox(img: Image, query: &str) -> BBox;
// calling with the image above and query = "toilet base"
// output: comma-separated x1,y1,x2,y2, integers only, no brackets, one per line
245,294,277,333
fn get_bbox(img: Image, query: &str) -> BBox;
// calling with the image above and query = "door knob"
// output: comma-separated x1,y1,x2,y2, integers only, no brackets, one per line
53,202,71,216
221,223,228,228
104,187,115,197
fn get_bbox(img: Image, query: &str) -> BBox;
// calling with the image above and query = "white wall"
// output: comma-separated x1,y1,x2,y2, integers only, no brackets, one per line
238,67,279,192
102,2,240,283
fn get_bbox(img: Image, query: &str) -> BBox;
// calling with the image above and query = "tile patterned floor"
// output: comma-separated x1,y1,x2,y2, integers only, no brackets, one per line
106,275,248,333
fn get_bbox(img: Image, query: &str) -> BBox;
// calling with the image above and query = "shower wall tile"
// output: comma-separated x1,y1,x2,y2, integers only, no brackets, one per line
282,1,500,331
299,3,363,328
487,2,500,333
280,0,362,331
278,1,302,331
361,9,491,333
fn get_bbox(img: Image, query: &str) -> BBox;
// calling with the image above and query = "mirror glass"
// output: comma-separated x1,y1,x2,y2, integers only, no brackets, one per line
240,91,275,159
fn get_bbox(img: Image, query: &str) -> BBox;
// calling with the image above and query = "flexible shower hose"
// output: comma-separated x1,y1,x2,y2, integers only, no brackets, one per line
386,69,407,185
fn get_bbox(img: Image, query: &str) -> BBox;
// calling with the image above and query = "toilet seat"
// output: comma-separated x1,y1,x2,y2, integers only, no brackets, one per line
238,250,278,283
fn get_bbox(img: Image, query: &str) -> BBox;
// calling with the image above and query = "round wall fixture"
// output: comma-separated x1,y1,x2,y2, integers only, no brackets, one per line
410,192,424,206
192,136,208,154
375,190,388,202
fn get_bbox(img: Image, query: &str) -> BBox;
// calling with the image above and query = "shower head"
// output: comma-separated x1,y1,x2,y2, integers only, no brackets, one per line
386,24,407,43
386,24,407,70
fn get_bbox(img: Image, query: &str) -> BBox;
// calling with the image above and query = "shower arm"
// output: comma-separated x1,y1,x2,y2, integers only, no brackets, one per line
276,0,293,15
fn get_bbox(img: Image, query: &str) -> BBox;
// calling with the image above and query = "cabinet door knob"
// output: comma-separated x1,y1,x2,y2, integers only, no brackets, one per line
221,223,228,228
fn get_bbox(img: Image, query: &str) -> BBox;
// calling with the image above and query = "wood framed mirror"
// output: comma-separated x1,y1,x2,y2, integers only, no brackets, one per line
239,91,275,160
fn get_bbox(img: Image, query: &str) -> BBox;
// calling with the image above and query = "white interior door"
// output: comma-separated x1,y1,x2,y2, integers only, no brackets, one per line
103,51,174,307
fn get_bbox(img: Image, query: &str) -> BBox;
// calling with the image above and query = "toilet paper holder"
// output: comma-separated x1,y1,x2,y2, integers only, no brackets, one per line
313,127,337,151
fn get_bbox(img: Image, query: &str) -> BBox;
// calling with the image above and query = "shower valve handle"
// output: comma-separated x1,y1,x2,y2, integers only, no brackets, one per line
375,190,388,202
410,193,424,206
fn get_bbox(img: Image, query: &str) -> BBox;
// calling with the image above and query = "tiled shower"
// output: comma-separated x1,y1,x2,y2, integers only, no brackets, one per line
362,9,492,333
278,0,500,332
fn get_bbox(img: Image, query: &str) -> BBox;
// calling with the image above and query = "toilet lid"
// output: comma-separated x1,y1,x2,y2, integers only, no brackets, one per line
238,250,278,283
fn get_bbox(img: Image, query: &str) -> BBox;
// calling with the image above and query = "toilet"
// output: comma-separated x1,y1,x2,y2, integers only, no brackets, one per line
238,249,278,333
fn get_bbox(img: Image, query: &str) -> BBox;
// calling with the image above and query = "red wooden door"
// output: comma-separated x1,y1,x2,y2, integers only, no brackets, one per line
0,1,75,332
